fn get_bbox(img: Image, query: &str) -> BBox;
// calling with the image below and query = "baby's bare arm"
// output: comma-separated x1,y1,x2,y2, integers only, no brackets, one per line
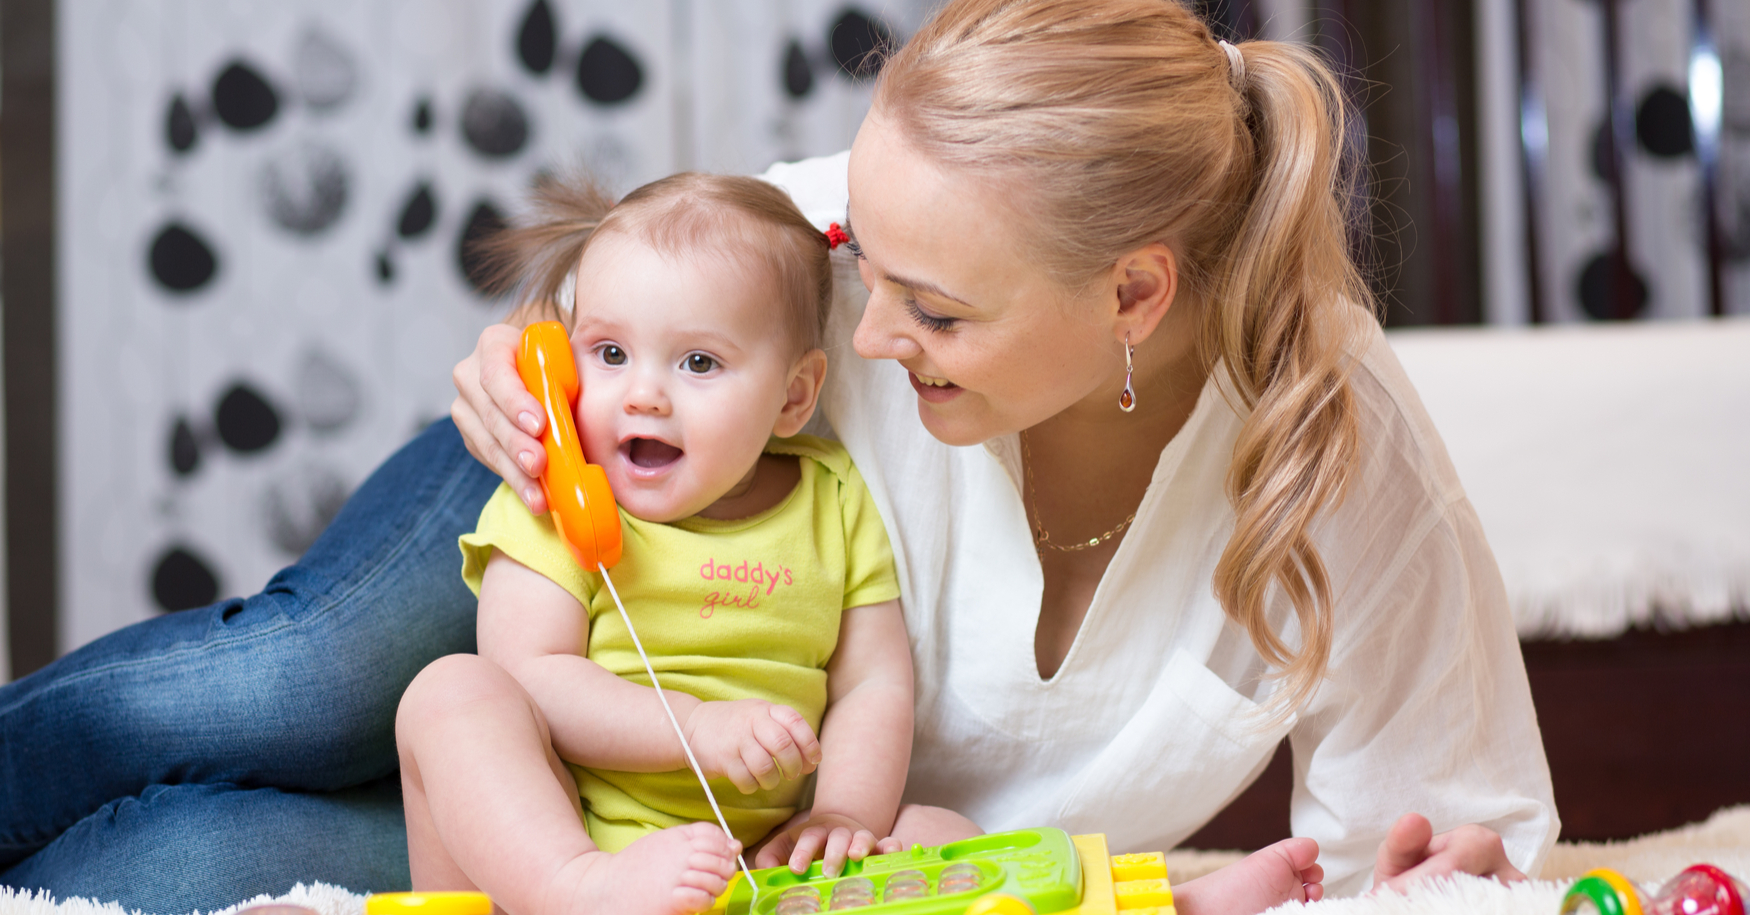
478,551,819,783
759,599,912,873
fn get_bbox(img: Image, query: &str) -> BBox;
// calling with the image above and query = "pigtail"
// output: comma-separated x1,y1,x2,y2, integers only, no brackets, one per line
469,172,616,328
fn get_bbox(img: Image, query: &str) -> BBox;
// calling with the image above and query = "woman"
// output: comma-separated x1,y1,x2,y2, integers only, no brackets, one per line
1,1,1550,909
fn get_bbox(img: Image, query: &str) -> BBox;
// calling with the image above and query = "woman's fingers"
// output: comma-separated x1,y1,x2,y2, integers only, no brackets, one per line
453,323,550,512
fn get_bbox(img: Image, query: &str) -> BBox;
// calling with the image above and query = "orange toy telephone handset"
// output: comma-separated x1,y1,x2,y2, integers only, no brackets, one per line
517,321,623,571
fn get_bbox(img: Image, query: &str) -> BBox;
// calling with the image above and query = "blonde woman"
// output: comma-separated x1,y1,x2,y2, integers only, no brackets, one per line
453,0,1556,900
0,1,1552,910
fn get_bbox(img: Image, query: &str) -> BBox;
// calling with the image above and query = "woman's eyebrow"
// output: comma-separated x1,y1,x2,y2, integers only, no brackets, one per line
882,270,974,308
843,209,975,309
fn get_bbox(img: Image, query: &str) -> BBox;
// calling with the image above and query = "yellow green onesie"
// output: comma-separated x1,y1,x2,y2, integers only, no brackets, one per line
459,435,900,852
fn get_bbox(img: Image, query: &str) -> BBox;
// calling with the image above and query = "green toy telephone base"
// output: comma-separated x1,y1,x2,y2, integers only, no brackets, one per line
705,828,1175,915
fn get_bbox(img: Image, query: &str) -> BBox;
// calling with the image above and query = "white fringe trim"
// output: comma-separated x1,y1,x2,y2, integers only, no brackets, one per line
1509,550,1750,640
8,808,1748,915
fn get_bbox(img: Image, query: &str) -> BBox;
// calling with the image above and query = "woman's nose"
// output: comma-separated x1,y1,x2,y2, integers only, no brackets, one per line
852,291,924,362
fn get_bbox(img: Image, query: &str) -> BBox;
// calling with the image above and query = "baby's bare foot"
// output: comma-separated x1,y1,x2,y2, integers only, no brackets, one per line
1173,838,1323,915
552,822,739,915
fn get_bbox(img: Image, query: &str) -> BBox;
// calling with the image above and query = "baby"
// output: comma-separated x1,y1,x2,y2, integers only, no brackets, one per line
395,173,913,915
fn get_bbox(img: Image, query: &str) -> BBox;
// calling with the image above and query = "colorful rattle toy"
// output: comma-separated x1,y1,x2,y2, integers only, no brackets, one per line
704,827,1176,915
1561,865,1746,915
510,322,1180,915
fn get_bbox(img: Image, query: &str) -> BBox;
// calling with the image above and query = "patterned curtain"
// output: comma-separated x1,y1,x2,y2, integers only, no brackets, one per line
56,0,933,651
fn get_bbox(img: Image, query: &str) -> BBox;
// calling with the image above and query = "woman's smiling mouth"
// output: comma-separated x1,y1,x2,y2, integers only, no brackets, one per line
908,370,963,403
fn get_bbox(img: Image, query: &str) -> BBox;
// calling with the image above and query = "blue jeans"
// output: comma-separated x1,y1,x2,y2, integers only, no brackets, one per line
0,419,500,912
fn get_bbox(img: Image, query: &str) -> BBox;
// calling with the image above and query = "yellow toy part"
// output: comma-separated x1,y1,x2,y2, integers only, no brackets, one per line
364,892,493,915
1110,854,1168,883
966,895,1039,915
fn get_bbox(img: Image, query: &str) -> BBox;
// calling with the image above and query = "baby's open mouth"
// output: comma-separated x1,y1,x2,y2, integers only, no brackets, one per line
624,437,683,469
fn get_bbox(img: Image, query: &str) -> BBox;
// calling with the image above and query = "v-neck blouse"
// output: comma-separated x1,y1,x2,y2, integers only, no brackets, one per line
765,153,1557,895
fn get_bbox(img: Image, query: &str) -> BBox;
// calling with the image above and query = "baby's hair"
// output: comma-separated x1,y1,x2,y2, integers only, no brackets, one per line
476,171,833,353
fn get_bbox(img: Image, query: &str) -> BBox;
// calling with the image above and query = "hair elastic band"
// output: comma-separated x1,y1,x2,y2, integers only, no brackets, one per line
1218,39,1246,90
825,222,849,250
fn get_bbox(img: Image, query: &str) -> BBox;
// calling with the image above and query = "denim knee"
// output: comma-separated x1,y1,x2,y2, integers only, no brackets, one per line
1,778,410,913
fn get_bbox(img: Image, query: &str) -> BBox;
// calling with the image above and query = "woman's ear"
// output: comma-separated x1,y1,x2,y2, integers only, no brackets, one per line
1111,242,1178,346
773,348,830,437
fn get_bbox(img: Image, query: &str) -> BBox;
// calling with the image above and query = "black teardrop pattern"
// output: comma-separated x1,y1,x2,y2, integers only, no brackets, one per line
782,40,814,99
576,36,643,105
152,546,220,613
518,0,557,75
211,60,279,131
214,383,283,453
166,94,198,152
149,223,219,293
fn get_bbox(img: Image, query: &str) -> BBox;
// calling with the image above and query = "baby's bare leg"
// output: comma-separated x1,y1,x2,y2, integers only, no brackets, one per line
884,804,984,849
397,654,737,915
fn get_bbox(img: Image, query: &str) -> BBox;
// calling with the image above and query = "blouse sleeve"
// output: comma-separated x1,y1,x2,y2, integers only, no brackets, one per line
1285,445,1558,895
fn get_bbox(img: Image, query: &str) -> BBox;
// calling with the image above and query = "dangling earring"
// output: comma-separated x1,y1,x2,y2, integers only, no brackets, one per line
1119,334,1136,413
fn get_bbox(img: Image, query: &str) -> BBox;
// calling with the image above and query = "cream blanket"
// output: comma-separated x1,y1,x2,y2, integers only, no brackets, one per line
5,807,1745,915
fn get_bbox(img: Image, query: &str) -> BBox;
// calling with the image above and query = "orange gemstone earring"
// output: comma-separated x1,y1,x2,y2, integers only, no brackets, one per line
1119,334,1136,413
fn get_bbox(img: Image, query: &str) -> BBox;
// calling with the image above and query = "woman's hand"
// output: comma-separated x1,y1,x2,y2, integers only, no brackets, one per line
1373,813,1526,893
451,323,550,514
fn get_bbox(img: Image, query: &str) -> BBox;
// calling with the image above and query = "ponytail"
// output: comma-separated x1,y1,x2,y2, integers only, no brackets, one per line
1207,41,1370,716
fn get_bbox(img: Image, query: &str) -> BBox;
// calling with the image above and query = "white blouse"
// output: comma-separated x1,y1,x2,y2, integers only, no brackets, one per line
763,154,1559,896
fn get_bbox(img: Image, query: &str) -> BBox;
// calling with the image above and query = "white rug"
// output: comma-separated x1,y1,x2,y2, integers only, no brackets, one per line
6,806,1747,915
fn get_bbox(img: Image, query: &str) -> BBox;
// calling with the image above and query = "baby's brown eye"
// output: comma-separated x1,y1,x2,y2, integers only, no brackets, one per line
684,353,716,374
602,345,627,366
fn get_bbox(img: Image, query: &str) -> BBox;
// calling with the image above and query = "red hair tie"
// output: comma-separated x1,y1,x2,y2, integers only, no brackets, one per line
824,222,849,250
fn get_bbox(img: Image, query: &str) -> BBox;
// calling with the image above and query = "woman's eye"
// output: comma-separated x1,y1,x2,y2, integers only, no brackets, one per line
684,353,717,374
905,298,956,332
601,345,627,366
844,236,865,259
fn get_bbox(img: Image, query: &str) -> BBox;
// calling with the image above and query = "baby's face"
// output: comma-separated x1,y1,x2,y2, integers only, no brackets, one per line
568,232,809,523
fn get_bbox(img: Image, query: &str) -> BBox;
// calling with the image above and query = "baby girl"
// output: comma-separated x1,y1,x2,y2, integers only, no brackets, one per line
394,172,913,915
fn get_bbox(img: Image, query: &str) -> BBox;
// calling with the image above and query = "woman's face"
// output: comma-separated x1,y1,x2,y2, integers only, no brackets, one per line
845,114,1131,447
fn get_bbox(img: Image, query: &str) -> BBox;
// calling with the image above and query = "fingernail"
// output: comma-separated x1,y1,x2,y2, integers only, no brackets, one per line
518,451,537,475
519,412,539,434
523,487,541,508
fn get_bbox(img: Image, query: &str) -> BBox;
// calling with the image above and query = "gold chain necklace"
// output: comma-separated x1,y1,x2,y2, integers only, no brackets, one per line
1021,430,1137,553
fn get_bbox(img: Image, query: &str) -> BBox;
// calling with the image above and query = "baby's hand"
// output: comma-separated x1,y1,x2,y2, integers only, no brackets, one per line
683,699,821,794
756,813,887,878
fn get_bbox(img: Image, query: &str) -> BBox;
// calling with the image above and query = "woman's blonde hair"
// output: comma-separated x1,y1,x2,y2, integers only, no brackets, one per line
480,171,834,352
877,0,1372,713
